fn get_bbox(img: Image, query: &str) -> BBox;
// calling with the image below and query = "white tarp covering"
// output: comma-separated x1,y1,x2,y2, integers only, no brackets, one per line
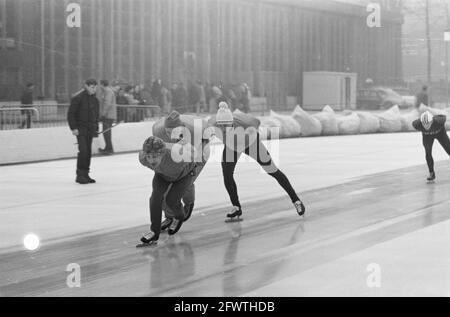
312,105,339,136
291,105,322,137
356,112,380,134
337,112,361,135
258,116,282,140
400,109,420,132
270,110,301,138
376,105,402,133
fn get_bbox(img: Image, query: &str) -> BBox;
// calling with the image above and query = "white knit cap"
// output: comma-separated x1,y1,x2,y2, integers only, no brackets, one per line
216,102,234,125
421,111,433,129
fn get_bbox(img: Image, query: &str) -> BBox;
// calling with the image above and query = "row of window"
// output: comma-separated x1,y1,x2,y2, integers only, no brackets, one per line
0,0,17,38
0,67,22,86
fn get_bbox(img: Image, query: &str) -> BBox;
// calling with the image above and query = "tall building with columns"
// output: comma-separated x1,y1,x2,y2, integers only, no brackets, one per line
0,0,403,108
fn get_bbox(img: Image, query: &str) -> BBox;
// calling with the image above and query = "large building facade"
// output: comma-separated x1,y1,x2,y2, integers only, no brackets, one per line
0,0,403,108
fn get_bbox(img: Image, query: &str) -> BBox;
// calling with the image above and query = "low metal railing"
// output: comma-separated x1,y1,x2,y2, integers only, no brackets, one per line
0,106,40,130
0,104,163,130
116,105,161,123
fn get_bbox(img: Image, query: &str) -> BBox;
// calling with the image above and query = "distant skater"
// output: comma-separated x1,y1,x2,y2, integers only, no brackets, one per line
413,111,450,183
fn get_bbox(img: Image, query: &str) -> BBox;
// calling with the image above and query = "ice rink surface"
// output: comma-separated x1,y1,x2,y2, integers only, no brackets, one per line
1,132,450,296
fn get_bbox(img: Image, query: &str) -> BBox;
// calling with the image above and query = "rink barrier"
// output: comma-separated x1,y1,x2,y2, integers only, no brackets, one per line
0,121,155,165
1,105,450,165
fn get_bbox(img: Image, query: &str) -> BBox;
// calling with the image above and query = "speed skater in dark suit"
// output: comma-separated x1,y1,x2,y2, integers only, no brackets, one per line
138,135,209,245
412,111,450,183
207,102,305,222
152,111,210,231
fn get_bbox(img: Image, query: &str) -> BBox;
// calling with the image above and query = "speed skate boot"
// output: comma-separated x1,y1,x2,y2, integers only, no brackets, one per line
225,206,243,223
137,231,159,247
161,218,173,231
168,218,184,235
427,172,436,184
294,200,306,217
184,203,194,222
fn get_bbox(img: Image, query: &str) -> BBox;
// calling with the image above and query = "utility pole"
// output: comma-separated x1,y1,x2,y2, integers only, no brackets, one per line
445,0,450,107
40,0,46,99
426,0,432,86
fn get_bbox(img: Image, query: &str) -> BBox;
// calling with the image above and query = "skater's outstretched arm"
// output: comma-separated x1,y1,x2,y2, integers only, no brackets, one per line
433,115,447,127
413,115,446,133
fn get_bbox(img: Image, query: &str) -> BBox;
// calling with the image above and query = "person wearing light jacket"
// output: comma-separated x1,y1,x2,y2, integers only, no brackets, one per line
98,80,117,155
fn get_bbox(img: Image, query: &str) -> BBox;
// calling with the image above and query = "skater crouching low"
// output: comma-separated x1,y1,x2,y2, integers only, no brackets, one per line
412,111,450,182
138,136,204,245
153,111,210,230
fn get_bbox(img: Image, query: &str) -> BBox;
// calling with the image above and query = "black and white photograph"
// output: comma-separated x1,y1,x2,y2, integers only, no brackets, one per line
1,0,450,301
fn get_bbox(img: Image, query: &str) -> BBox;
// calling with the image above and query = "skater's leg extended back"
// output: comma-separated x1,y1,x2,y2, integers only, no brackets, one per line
423,135,435,173
221,147,242,208
246,137,300,204
437,131,450,156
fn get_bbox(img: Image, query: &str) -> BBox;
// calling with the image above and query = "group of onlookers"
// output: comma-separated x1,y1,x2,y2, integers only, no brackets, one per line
208,82,251,114
16,79,252,130
111,79,252,117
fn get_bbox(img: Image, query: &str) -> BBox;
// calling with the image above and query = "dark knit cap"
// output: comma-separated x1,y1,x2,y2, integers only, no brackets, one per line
142,136,165,154
164,111,183,128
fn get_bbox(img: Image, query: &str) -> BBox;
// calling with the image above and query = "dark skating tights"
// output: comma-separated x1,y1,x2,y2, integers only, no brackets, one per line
221,139,300,209
150,173,194,236
423,130,450,173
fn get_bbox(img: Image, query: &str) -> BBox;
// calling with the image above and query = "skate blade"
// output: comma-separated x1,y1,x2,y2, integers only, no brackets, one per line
225,217,243,223
136,241,158,248
427,180,435,184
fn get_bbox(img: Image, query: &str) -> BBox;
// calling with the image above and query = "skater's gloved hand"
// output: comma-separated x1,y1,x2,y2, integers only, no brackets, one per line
171,140,197,163
72,129,79,136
